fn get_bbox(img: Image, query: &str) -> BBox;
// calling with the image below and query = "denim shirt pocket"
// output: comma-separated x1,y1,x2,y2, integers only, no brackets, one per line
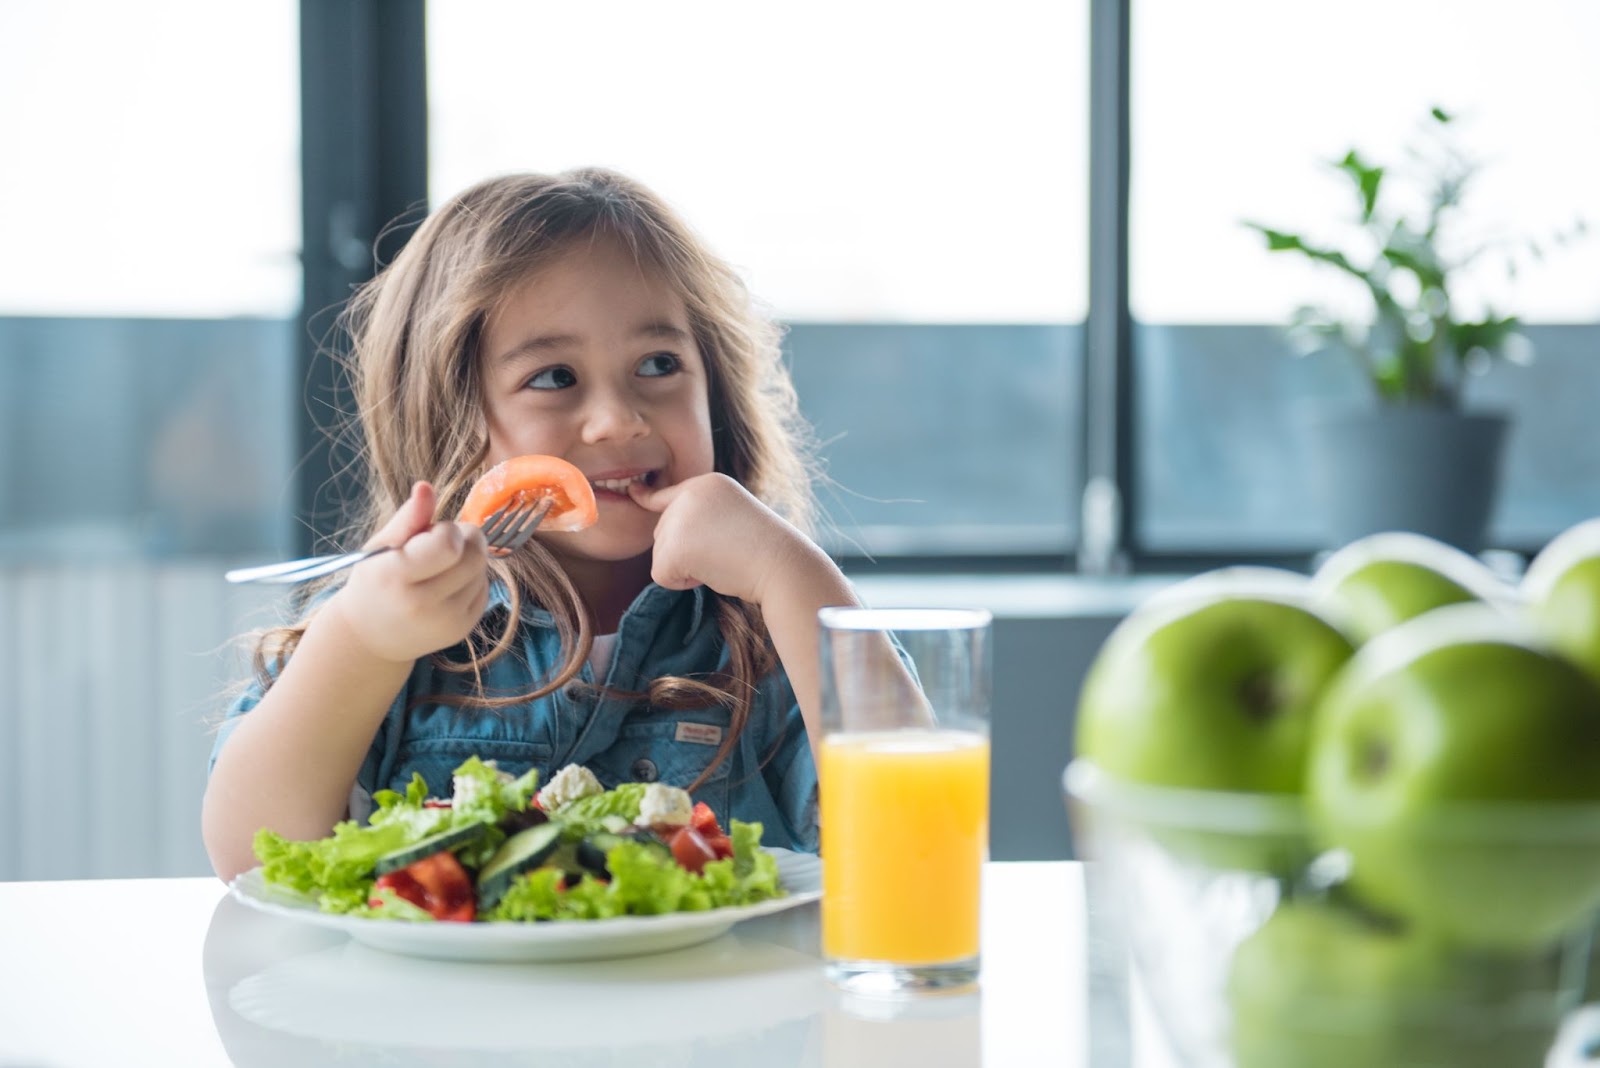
587,710,734,819
387,736,554,798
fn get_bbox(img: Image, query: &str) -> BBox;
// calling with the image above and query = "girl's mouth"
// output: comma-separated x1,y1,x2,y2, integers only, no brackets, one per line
589,471,659,496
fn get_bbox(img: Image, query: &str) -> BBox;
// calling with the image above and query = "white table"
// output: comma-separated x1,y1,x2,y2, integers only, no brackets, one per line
0,862,1166,1068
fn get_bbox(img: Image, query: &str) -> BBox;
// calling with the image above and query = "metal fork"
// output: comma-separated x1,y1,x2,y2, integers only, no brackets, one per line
224,498,553,584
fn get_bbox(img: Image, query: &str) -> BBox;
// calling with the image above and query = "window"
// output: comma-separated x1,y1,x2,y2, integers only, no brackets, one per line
426,0,1090,557
0,2,301,882
1130,0,1600,554
0,2,301,559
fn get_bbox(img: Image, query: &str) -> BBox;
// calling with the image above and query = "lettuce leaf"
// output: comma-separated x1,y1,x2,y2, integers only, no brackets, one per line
448,757,539,827
551,782,647,838
253,763,788,926
255,758,538,906
696,820,782,906
350,885,437,922
485,868,627,921
482,819,783,923
253,820,412,912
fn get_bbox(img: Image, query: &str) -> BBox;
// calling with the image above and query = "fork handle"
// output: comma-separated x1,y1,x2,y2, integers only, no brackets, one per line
224,546,394,584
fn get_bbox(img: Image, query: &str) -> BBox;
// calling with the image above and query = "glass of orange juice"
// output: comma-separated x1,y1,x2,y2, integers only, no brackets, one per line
817,606,992,997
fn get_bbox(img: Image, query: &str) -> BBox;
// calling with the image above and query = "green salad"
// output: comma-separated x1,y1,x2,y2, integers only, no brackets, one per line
252,757,783,923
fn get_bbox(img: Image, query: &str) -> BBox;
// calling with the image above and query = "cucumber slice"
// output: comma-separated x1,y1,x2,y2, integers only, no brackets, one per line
574,831,670,878
372,822,491,876
476,822,564,909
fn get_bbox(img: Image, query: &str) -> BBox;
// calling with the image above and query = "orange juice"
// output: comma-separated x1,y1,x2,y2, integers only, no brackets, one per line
820,728,990,964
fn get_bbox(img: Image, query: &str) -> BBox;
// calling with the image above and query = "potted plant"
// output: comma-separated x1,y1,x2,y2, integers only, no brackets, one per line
1246,107,1583,554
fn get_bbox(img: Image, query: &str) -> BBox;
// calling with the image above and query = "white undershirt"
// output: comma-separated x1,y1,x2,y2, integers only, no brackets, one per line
589,632,619,682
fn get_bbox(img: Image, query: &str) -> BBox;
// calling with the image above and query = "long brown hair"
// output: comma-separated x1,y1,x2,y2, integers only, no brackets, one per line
254,168,818,787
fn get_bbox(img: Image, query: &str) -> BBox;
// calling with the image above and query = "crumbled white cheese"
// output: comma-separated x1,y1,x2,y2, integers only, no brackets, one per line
639,783,694,827
537,763,604,811
451,761,513,809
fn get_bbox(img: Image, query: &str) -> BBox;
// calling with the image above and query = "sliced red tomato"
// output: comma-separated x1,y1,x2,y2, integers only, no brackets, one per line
703,832,734,861
371,851,476,922
669,825,719,875
457,454,599,536
689,801,723,837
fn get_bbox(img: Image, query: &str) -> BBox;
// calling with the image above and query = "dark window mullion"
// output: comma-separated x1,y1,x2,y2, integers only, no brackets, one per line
297,0,428,556
1081,0,1135,575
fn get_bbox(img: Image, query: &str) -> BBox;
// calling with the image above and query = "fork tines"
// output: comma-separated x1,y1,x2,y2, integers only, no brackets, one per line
483,496,553,552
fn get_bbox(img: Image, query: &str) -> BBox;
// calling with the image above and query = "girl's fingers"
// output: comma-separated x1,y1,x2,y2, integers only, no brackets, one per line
442,571,491,621
366,481,437,550
626,477,681,513
410,530,491,597
399,521,479,582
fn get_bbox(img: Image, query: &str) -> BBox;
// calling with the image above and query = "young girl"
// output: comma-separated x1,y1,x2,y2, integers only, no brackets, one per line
202,168,858,882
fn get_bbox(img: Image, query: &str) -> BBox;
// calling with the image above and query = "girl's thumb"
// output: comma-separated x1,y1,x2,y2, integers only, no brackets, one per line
374,481,437,546
626,477,670,513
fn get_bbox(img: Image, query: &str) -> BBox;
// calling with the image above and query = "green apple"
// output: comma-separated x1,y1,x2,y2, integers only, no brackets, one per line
1228,898,1563,1068
1311,531,1508,645
1307,604,1600,952
1075,584,1355,871
1523,517,1600,685
1140,566,1317,612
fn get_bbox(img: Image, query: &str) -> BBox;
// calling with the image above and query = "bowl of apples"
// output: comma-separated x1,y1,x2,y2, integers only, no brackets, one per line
1064,530,1600,1068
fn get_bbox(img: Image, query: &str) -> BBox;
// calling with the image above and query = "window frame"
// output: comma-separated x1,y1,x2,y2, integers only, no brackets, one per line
296,0,1593,572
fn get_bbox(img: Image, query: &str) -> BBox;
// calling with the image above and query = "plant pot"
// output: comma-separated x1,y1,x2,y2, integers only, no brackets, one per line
1306,409,1510,555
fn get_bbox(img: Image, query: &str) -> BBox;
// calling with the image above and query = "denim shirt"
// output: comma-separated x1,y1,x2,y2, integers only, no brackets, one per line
210,582,820,852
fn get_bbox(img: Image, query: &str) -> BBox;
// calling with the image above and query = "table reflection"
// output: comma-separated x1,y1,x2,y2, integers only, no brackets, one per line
201,892,983,1067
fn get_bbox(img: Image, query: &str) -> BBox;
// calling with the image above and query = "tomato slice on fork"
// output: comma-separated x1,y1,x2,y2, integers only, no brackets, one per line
457,455,599,533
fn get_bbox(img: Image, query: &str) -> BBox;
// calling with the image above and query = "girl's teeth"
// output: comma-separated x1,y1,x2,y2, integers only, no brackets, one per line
592,474,649,494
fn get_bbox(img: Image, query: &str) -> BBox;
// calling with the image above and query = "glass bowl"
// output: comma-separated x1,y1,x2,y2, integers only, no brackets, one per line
1064,759,1600,1068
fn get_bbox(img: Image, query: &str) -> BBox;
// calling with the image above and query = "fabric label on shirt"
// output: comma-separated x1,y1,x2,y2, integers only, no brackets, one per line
674,722,723,746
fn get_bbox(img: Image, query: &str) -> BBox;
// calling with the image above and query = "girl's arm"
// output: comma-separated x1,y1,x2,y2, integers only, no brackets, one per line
629,474,858,764
202,483,491,882
747,535,859,766
202,602,414,881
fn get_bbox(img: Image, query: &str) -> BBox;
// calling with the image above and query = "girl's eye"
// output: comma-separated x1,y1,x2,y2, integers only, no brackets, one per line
638,352,681,378
526,366,577,390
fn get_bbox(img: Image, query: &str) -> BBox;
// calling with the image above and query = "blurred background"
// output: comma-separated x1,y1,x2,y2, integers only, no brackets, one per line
0,0,1595,880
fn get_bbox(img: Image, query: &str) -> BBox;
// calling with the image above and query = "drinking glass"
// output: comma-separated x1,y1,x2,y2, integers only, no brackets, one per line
817,606,993,996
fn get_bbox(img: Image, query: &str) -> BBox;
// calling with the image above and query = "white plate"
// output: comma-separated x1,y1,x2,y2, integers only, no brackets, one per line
229,848,821,963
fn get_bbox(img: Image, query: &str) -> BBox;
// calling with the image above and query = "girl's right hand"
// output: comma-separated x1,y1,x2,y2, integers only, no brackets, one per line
325,481,491,664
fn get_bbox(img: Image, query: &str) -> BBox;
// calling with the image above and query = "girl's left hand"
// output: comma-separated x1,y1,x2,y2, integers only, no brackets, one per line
628,473,810,605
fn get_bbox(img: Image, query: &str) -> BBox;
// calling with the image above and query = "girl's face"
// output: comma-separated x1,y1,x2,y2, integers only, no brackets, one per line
478,235,715,566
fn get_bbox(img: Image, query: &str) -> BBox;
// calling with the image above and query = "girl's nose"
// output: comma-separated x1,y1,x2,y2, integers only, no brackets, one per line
579,390,649,444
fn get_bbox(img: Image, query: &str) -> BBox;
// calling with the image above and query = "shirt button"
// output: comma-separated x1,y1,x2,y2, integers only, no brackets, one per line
563,682,586,699
631,758,659,783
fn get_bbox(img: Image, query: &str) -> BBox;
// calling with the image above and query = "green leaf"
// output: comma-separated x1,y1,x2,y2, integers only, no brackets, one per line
487,868,581,921
1243,224,1371,284
605,840,695,915
446,756,538,828
552,782,647,837
253,820,414,908
1334,150,1384,221
370,773,429,815
352,886,436,922
1380,243,1445,290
